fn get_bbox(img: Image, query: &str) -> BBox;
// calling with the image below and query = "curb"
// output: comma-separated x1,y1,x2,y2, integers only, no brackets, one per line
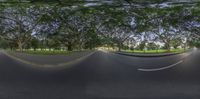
115,51,189,57
2,51,96,69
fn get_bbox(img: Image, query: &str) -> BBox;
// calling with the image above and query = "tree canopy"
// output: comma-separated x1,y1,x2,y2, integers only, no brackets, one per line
0,0,200,51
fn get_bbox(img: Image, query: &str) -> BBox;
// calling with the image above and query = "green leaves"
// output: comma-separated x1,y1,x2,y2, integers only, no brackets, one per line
1,0,200,50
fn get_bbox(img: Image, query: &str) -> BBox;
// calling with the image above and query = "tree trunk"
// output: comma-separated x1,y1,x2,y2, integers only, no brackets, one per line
118,42,122,52
166,44,171,52
17,41,23,52
67,44,72,51
68,46,72,51
156,47,159,53
184,40,188,51
89,46,93,50
184,43,187,51
34,48,36,51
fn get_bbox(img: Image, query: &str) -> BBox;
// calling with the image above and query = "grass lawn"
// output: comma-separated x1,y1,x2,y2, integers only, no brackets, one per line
18,50,72,55
123,49,186,54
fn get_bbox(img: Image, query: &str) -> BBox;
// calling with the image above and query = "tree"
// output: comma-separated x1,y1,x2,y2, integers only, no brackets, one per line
138,41,146,51
147,42,157,50
0,5,41,51
0,1,200,52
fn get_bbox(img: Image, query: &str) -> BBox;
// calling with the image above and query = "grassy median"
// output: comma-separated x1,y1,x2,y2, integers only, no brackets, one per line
25,50,72,55
7,50,72,55
123,49,186,54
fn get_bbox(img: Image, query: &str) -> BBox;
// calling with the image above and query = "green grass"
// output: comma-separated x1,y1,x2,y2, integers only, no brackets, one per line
123,49,186,54
21,50,72,55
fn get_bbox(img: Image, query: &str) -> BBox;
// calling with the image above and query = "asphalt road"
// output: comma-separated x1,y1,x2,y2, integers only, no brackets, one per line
0,50,200,99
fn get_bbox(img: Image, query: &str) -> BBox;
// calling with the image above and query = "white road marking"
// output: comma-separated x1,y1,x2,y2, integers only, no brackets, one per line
137,51,194,72
138,60,183,72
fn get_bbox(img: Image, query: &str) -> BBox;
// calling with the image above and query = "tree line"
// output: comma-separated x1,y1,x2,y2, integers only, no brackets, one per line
0,1,200,51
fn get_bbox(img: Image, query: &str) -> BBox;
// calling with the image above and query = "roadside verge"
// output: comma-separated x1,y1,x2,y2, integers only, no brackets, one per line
115,51,190,57
1,50,95,69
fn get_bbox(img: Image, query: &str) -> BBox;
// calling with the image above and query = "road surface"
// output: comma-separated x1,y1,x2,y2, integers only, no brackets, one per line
0,50,200,99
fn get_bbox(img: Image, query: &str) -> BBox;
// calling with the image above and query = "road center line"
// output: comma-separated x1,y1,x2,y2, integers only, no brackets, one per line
138,60,183,72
